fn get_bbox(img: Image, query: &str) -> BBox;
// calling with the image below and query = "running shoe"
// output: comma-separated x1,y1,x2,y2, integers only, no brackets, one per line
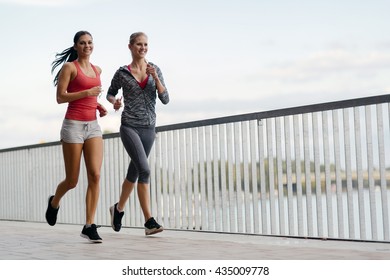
80,224,103,243
45,195,59,226
144,217,163,235
109,203,124,232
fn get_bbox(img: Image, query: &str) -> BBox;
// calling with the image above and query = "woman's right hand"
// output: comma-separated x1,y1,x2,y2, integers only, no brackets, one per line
87,86,103,97
113,96,123,111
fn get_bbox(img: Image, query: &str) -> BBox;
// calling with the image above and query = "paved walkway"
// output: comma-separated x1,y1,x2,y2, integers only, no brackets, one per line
0,220,389,260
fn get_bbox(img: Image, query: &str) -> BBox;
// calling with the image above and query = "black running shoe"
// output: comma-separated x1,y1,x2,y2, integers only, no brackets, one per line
109,203,124,232
80,224,103,243
144,217,163,236
45,195,59,226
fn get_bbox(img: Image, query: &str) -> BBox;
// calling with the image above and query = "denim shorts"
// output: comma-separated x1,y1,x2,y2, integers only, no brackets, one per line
60,119,102,144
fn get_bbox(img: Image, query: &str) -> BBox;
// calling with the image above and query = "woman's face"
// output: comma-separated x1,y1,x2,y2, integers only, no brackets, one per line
74,34,94,57
129,35,148,59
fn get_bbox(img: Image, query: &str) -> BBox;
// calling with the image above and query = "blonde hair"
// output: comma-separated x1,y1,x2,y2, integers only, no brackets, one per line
129,32,147,45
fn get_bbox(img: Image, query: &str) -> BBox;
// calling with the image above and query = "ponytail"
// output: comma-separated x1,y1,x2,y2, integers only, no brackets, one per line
51,30,92,86
51,47,78,86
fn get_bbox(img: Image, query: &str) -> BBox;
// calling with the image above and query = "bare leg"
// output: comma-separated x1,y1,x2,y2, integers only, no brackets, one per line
83,137,103,225
118,179,135,211
117,180,151,221
51,142,83,208
137,182,152,221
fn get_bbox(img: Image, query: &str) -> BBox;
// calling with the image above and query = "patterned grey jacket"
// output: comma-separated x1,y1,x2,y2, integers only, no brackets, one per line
106,62,170,127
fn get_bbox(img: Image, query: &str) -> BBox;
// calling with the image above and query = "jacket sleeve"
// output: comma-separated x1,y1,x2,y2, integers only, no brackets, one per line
156,66,170,105
106,69,122,98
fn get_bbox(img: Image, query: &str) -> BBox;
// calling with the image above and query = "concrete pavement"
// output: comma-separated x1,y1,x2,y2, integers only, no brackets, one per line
0,220,389,260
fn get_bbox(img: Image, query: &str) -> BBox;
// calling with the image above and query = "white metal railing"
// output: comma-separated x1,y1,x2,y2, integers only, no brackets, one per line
1,94,389,241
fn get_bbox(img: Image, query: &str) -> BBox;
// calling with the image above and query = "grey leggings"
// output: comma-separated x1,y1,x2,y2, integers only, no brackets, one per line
120,124,156,184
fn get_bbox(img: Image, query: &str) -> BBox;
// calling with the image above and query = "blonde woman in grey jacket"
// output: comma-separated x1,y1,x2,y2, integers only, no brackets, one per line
106,32,169,235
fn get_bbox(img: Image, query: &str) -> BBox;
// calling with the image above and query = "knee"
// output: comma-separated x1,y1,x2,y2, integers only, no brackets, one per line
64,178,78,190
138,167,151,183
87,171,101,185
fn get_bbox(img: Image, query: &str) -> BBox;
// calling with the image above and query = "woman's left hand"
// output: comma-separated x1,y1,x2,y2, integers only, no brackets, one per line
146,64,158,80
97,103,108,117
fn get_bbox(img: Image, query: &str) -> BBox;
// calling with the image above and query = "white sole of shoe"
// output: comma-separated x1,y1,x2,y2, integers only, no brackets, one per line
109,206,116,231
145,227,164,236
80,233,103,243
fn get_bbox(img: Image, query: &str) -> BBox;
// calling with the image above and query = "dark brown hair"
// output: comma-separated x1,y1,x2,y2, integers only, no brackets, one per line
51,31,92,86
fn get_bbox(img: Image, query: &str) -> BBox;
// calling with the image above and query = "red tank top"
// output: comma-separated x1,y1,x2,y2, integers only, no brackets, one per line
65,61,101,121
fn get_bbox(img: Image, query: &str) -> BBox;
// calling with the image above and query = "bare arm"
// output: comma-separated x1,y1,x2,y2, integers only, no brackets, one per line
56,63,102,104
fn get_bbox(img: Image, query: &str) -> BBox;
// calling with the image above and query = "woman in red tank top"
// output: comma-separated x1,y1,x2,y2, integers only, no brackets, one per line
45,31,107,243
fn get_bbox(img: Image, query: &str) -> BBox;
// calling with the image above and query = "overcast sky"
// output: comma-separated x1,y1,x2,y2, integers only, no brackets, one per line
0,0,389,149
